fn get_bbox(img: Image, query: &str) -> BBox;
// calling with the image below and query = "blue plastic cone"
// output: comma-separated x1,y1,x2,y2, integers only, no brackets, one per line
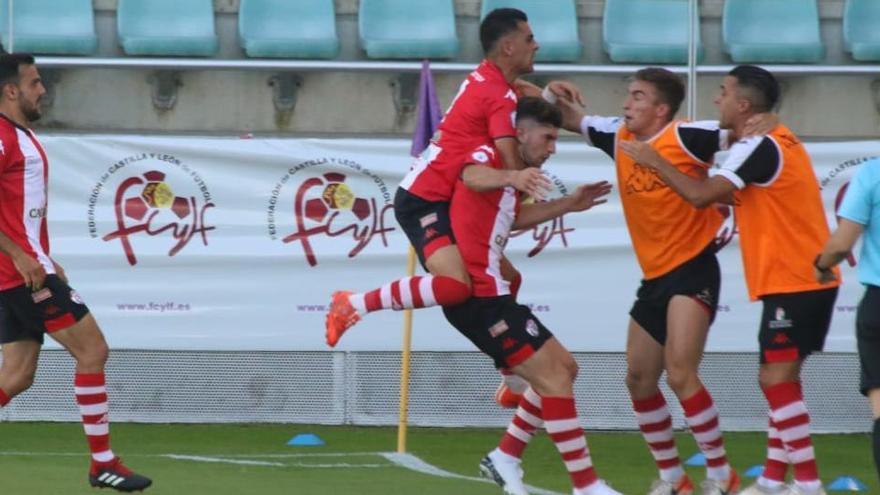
744,465,764,478
827,476,867,491
287,433,325,446
685,453,706,466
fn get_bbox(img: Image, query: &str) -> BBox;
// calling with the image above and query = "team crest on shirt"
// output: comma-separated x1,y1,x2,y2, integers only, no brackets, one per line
87,153,216,266
267,158,395,267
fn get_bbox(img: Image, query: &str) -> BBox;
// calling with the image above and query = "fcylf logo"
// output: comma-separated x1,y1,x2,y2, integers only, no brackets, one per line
88,153,216,266
267,157,394,267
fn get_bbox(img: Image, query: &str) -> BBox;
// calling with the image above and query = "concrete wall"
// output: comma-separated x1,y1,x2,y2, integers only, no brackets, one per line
29,0,879,138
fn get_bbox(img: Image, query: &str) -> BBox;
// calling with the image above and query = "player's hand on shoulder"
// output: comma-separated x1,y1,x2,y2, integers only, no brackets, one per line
619,140,662,168
743,112,779,137
566,181,612,212
510,168,552,201
546,81,584,107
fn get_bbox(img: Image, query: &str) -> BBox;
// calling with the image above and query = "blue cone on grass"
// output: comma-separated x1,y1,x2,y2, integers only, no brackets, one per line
287,433,325,446
685,453,706,466
744,465,764,478
827,476,867,491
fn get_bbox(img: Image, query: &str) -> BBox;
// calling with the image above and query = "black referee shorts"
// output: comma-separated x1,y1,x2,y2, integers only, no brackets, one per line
858,285,880,396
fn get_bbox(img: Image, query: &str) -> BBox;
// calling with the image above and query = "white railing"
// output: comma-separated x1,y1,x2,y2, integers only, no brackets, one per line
31,57,880,75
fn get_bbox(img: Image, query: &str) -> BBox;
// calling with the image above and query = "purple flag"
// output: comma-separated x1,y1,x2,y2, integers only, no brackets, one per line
410,60,443,158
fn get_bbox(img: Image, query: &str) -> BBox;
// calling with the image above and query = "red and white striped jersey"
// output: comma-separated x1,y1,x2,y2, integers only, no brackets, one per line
0,114,54,290
450,144,521,297
400,59,518,202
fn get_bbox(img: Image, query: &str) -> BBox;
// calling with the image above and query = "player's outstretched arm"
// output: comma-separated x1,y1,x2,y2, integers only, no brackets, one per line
514,79,584,107
462,164,552,199
555,98,587,134
619,140,735,209
512,181,612,230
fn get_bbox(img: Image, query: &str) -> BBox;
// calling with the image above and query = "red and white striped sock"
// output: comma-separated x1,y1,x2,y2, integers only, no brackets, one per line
75,373,116,466
680,386,731,481
498,388,543,458
758,414,788,488
764,381,821,490
0,388,9,407
542,396,599,491
632,392,684,482
350,275,470,314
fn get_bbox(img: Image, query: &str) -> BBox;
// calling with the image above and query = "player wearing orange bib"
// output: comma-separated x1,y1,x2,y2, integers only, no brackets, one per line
625,65,838,495
556,68,765,495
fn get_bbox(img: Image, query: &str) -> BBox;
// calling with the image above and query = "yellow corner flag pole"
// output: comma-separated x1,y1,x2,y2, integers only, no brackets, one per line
397,245,417,453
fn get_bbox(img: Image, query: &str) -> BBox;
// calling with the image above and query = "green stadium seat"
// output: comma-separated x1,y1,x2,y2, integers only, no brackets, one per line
844,0,880,62
239,0,339,59
117,0,218,56
723,0,824,63
480,0,581,62
0,0,97,55
359,0,459,59
603,0,703,64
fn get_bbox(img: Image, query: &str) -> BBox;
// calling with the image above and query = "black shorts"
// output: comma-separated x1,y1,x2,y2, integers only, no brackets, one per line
758,287,838,364
394,187,455,270
0,275,90,345
857,285,880,396
629,245,720,345
443,296,553,369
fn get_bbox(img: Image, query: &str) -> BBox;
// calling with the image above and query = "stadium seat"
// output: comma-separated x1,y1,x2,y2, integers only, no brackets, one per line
723,0,824,63
843,0,880,62
603,0,703,64
0,0,97,55
359,0,459,59
117,0,218,56
239,0,339,59
480,0,581,62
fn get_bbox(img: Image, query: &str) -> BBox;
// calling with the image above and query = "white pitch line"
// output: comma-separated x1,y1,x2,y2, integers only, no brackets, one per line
222,452,384,458
164,454,286,467
166,454,389,469
382,452,566,495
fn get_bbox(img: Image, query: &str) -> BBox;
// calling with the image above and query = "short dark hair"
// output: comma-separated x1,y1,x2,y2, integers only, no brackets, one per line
728,65,780,113
480,8,528,54
516,96,562,128
633,67,685,117
0,53,35,91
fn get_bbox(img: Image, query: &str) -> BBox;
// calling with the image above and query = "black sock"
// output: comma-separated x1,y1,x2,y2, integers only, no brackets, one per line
874,418,880,483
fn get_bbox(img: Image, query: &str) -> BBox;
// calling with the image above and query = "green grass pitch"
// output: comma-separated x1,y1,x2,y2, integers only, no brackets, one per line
0,423,874,494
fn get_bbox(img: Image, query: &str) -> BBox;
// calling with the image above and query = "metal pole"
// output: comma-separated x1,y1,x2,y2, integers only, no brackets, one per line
687,0,698,120
396,246,417,453
7,0,13,53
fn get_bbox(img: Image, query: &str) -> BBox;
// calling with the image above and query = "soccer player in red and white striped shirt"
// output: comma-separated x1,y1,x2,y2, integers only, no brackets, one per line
444,97,618,495
324,9,581,359
0,53,151,492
